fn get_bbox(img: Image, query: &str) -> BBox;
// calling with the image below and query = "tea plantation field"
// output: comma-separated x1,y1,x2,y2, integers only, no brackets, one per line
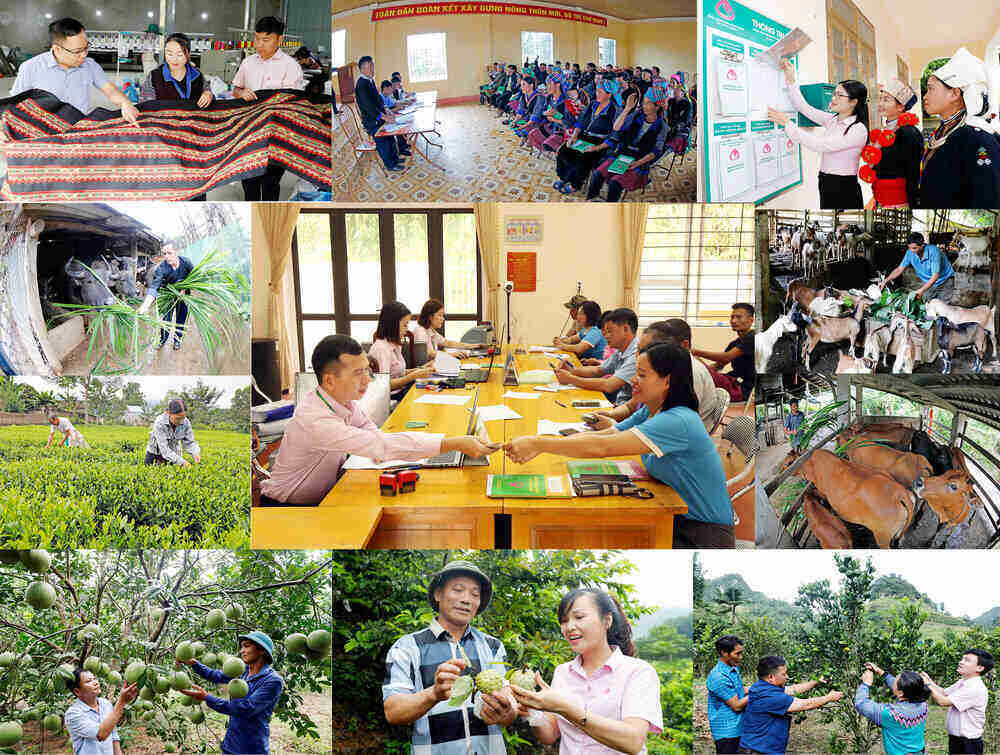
0,425,249,548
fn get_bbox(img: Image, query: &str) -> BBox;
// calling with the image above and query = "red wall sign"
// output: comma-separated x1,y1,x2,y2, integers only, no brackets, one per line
506,252,537,292
372,2,608,26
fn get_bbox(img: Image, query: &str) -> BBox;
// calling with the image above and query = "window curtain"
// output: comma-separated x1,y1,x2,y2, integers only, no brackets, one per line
473,203,500,328
252,202,302,392
621,203,648,311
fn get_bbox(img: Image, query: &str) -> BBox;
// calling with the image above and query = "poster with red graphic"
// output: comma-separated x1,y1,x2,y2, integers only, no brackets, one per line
754,137,780,184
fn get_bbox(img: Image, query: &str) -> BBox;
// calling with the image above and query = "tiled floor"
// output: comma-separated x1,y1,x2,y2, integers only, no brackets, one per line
333,104,697,202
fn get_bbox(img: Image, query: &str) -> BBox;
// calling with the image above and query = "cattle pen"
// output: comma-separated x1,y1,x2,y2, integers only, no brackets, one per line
758,375,1000,549
757,208,1000,375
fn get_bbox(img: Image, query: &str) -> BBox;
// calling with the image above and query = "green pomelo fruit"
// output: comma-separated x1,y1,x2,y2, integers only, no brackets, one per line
202,652,218,667
225,603,244,621
191,641,206,658
83,657,101,674
228,678,249,699
18,550,51,573
0,653,16,668
284,633,308,655
174,642,194,662
25,581,56,610
205,609,226,630
154,675,171,694
139,685,155,701
0,721,23,746
107,670,123,686
170,671,191,691
222,657,245,679
306,629,331,651
186,708,205,724
124,661,147,684
42,714,61,733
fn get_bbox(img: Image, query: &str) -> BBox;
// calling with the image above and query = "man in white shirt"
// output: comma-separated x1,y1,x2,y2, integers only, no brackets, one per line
922,648,993,754
64,667,139,755
230,16,305,201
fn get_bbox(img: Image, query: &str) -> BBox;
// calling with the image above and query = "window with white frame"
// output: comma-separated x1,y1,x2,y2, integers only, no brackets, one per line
638,204,755,328
521,31,554,65
331,29,346,68
598,38,616,67
407,32,448,83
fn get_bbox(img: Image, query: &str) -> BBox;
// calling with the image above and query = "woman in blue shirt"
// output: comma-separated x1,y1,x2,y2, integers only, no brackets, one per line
553,300,607,361
503,342,734,548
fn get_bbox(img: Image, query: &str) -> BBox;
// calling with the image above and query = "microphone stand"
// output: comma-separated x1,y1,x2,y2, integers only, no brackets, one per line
505,286,513,345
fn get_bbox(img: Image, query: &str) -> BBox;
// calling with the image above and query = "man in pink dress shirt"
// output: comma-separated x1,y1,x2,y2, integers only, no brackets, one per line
260,334,497,505
231,16,305,201
921,648,993,754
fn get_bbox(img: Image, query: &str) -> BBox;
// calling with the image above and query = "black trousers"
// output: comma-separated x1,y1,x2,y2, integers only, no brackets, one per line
241,164,285,201
818,171,863,209
716,736,741,754
673,518,736,548
949,735,984,754
144,451,169,465
556,144,604,190
160,299,189,346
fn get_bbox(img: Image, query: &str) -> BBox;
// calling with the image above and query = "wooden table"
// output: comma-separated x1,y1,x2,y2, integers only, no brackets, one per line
374,91,443,170
251,347,692,549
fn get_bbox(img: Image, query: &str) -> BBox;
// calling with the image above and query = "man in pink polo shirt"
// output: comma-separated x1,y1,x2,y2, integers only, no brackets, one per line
921,648,993,754
260,334,497,505
231,16,305,201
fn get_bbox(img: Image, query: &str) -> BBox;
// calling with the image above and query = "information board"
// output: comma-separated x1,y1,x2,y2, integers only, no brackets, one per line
700,0,802,203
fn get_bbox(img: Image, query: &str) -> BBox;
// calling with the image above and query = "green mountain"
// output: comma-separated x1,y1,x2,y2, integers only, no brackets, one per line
973,607,1000,627
703,574,805,623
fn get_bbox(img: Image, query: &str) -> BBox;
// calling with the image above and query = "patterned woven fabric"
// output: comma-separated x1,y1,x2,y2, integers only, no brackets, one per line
0,88,331,201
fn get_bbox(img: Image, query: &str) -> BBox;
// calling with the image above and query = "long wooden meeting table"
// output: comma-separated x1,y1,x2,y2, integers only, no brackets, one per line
374,91,443,170
251,347,688,549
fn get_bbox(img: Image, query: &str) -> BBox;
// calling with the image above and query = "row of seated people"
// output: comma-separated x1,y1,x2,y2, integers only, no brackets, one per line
481,59,669,105
353,55,420,171
484,64,692,199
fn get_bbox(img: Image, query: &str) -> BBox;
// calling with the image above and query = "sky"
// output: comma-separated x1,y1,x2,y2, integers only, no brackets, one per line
601,550,691,614
106,202,251,239
699,550,999,619
14,376,249,408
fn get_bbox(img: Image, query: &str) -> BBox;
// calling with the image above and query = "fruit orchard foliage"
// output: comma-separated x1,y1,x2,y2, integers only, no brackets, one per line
332,550,693,754
694,555,1000,753
0,426,249,549
0,550,332,752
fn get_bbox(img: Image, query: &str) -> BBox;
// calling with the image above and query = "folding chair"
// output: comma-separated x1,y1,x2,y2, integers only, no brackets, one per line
707,387,732,436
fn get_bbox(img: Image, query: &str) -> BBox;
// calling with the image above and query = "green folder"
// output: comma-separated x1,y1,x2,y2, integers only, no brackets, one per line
607,155,636,174
569,139,595,152
551,110,564,120
567,461,625,476
486,474,572,498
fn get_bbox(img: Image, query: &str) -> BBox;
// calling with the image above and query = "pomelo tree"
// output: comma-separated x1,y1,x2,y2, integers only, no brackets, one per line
0,549,331,753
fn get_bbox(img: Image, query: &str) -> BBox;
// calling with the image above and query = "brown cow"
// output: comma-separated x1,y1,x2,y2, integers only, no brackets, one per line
802,487,852,549
844,443,933,487
837,424,914,449
914,449,984,526
798,450,915,548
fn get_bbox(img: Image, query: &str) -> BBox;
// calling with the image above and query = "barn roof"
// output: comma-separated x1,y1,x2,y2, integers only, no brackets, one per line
851,375,1000,430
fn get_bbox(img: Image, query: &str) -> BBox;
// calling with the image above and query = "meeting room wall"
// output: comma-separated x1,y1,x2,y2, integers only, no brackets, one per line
702,0,913,208
2,1,270,56
336,8,687,102
630,20,696,81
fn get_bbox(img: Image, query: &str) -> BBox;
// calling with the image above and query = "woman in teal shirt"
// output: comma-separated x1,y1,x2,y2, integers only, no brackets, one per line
854,663,929,755
504,342,733,547
554,300,607,361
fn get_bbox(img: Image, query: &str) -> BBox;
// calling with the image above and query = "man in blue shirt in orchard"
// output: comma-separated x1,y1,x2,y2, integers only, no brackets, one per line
740,655,843,754
706,634,747,753
879,231,956,303
179,631,285,754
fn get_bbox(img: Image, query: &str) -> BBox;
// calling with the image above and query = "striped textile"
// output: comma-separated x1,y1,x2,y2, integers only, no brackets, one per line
0,88,331,201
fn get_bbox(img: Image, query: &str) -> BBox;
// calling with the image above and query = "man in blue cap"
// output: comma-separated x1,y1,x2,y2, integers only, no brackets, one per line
179,631,285,754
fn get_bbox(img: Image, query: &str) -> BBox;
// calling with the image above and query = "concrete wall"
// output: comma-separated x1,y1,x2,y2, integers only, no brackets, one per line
334,5,695,102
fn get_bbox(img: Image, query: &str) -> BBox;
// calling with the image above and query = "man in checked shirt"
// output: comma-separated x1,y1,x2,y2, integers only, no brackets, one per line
144,398,201,466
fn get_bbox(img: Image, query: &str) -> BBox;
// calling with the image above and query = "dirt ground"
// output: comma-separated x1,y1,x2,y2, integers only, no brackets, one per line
16,689,330,754
59,316,250,376
694,674,952,753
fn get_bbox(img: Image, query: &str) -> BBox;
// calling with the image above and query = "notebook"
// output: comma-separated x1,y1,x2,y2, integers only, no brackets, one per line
486,474,574,498
607,155,636,174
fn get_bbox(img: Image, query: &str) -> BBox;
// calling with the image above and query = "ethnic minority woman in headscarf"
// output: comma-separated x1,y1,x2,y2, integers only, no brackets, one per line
919,47,1000,209
860,79,923,208
553,76,621,195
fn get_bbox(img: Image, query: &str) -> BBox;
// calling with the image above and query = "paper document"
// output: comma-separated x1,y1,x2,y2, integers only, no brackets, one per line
518,369,558,384
527,345,560,353
433,351,461,377
717,138,752,199
342,432,445,470
502,391,540,400
757,28,812,67
754,137,780,185
477,405,523,422
715,54,748,116
413,393,472,406
534,383,576,392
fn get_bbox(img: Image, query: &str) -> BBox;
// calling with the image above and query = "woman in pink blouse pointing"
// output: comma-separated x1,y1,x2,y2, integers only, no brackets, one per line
767,58,870,208
510,588,664,754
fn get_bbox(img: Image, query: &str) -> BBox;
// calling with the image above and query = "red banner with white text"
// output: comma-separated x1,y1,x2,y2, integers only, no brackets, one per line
371,2,608,26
